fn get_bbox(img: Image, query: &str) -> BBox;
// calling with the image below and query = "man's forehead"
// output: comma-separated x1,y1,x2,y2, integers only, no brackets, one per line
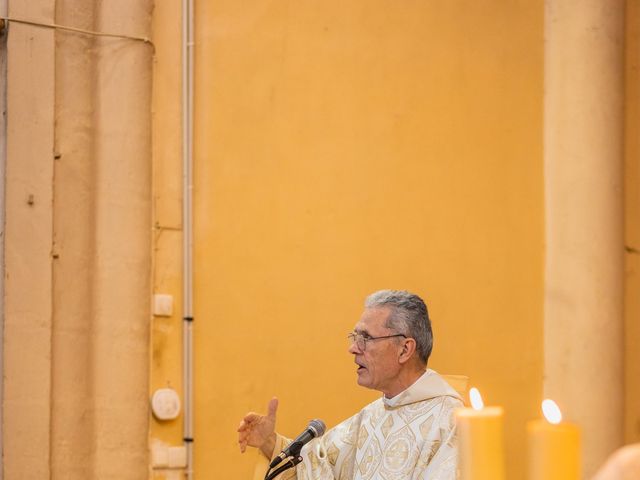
354,306,392,331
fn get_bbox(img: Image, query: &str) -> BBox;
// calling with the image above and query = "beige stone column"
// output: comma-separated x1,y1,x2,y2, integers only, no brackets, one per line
3,1,152,478
50,1,97,478
51,0,153,476
544,0,624,477
3,1,56,478
90,1,153,478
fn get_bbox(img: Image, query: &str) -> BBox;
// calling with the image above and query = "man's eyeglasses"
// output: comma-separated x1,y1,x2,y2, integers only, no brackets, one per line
347,332,407,351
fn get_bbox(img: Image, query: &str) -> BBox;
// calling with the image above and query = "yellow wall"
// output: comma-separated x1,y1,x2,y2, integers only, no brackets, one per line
625,0,640,445
152,1,544,479
197,1,544,478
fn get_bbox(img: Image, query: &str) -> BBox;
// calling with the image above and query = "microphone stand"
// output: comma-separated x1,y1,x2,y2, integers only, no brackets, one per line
264,455,303,480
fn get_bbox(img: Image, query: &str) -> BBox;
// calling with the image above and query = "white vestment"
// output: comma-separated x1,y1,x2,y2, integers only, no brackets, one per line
270,369,462,480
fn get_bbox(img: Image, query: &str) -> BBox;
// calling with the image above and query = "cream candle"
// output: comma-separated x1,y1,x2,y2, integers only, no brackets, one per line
456,387,506,480
527,399,580,480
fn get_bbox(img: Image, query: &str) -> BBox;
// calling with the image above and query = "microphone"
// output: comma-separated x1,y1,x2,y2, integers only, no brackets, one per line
269,419,326,469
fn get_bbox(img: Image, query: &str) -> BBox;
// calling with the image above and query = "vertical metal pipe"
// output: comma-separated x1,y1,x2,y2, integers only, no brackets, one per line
0,2,8,479
182,0,195,477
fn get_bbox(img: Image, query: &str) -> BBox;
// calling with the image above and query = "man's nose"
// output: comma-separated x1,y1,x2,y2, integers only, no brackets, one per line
348,341,361,355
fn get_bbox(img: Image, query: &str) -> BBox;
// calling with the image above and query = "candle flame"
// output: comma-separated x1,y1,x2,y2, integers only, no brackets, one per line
542,399,562,424
469,387,484,410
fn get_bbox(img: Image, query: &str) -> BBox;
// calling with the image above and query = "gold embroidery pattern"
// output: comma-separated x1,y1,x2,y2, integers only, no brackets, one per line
357,436,381,479
356,424,369,450
397,398,438,425
380,414,394,439
419,416,435,439
309,448,320,471
423,439,441,464
343,417,359,445
426,453,457,480
338,446,356,480
369,406,385,429
415,448,429,470
327,442,339,466
297,466,308,480
381,426,416,474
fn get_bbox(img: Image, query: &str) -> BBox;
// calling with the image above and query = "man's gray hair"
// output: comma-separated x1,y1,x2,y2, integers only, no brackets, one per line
364,289,433,364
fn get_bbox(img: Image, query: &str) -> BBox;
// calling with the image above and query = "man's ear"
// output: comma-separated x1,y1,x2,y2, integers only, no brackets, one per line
398,338,417,364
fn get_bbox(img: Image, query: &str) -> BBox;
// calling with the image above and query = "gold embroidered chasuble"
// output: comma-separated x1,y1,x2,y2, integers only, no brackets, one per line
270,370,462,480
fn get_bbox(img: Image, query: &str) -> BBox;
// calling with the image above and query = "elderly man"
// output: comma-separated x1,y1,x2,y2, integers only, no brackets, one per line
238,290,462,479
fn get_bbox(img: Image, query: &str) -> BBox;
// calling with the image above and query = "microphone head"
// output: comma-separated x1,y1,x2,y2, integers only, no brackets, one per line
308,419,326,438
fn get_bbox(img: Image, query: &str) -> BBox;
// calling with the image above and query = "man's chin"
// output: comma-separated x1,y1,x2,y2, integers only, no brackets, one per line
356,372,371,388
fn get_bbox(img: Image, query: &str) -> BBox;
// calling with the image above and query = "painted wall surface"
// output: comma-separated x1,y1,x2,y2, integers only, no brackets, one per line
184,2,543,479
625,0,640,446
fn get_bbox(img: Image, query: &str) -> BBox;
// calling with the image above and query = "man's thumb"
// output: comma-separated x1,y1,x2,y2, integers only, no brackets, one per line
267,397,278,419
